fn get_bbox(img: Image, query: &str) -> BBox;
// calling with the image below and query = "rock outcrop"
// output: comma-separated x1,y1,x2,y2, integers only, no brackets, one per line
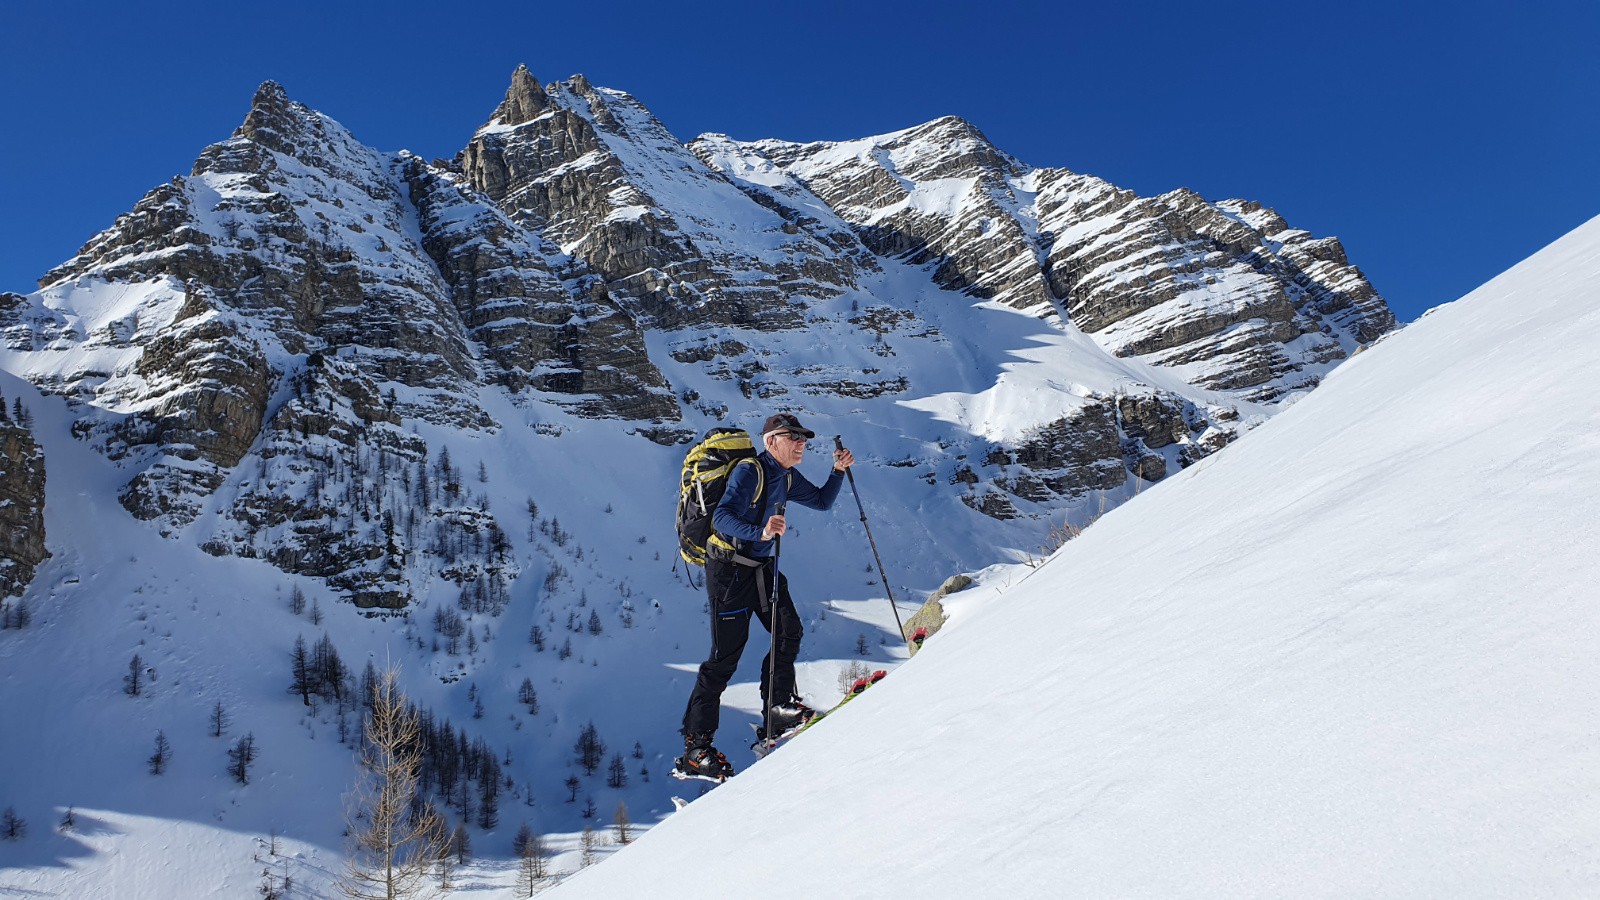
0,398,47,598
700,119,1396,403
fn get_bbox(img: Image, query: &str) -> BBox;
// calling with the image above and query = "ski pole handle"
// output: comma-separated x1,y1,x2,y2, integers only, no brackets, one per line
833,434,857,481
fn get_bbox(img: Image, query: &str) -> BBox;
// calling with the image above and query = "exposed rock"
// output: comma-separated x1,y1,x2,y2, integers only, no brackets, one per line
0,412,48,597
1116,393,1191,450
928,573,973,603
901,573,971,652
459,72,862,331
493,65,549,127
1009,403,1128,499
710,122,1395,404
400,154,678,422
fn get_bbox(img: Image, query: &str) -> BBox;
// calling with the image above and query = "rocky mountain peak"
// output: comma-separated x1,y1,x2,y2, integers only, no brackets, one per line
493,64,548,126
227,79,352,168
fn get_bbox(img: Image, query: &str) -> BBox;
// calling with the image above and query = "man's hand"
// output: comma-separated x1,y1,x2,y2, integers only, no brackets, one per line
833,446,855,472
762,514,787,541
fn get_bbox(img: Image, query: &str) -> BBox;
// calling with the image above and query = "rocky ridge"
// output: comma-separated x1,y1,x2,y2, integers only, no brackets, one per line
0,68,1397,602
697,118,1395,402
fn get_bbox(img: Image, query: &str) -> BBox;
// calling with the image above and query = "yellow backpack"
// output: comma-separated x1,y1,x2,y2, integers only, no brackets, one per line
676,428,764,565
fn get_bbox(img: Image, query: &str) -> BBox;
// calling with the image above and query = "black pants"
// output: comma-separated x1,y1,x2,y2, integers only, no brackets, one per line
681,555,803,737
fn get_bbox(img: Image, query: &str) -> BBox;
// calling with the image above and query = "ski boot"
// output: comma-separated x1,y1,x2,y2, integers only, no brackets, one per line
756,701,818,744
671,732,734,783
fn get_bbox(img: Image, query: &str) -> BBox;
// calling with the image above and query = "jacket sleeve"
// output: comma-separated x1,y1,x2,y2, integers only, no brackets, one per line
712,460,766,544
786,467,845,511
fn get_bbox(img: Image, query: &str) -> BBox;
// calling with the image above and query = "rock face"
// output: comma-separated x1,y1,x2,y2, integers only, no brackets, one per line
456,68,863,331
0,400,47,598
1,67,1399,604
400,154,677,423
698,119,1395,402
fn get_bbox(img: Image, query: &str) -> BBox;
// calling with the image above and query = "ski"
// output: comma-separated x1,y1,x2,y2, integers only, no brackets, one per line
751,668,887,757
668,767,730,785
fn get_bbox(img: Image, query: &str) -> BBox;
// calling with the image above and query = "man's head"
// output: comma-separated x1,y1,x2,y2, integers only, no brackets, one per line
761,413,814,469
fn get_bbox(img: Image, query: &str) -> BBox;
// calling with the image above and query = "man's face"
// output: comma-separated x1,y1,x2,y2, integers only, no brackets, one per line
766,430,807,468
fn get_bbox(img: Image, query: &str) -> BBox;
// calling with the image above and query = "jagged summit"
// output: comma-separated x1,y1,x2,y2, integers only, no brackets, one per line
225,77,366,169
492,64,549,126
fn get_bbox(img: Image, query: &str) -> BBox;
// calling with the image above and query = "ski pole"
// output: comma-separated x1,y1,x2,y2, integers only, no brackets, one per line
833,435,910,652
764,501,786,747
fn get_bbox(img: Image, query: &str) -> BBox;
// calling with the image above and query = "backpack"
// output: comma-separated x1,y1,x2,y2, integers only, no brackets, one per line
676,428,764,566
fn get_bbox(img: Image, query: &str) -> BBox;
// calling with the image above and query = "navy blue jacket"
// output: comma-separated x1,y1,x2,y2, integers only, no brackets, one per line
711,450,844,558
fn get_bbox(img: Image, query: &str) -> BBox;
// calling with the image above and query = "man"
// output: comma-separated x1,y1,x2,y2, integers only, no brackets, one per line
675,413,855,781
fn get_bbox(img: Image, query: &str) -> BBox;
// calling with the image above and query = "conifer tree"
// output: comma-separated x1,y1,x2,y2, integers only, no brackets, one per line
574,722,606,776
1,807,25,840
227,734,257,784
579,825,597,867
148,731,171,775
614,802,632,845
514,827,547,896
339,669,446,900
124,654,143,697
290,636,314,706
210,700,231,737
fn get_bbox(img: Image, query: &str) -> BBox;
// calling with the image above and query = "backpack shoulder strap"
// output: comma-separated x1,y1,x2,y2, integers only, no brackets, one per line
738,457,765,509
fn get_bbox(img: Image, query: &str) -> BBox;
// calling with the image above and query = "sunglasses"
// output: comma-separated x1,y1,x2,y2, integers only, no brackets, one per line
779,431,808,443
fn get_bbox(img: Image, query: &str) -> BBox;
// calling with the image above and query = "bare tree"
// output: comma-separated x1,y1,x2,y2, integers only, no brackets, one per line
148,731,171,775
613,802,632,845
124,653,143,696
574,722,606,776
210,700,231,737
580,825,599,868
291,636,314,706
339,668,446,900
514,828,547,896
2,807,25,840
227,734,257,785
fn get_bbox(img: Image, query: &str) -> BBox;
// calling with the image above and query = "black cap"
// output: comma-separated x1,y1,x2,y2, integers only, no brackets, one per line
761,412,815,439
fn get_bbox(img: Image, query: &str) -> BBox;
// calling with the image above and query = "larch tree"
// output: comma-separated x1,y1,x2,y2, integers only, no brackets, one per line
339,668,446,900
514,828,547,896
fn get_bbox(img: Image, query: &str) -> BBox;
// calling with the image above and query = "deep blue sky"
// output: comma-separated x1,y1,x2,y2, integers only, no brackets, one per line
3,1,1596,323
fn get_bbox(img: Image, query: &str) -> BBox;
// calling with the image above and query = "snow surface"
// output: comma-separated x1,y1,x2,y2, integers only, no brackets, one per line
552,218,1600,897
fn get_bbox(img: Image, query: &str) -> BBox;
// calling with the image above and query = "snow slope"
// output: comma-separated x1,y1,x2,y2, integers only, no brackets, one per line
553,217,1600,897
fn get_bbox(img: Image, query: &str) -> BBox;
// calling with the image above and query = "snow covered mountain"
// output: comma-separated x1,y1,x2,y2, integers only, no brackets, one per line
1,67,1400,895
554,218,1600,897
